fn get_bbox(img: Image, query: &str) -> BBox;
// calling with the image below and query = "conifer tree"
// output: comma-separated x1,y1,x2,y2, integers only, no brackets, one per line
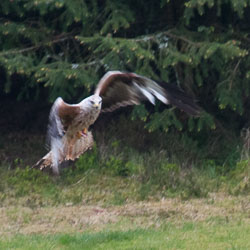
0,0,250,133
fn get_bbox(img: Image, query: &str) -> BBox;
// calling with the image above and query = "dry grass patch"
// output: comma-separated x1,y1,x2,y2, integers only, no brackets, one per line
0,193,249,236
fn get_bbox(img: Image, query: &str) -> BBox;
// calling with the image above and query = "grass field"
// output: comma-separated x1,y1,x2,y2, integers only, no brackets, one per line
0,194,250,249
0,165,249,249
1,219,250,249
0,126,249,249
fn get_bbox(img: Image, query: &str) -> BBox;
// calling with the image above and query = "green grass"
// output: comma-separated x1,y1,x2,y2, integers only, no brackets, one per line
0,120,250,249
1,220,250,249
0,149,249,208
1,117,249,207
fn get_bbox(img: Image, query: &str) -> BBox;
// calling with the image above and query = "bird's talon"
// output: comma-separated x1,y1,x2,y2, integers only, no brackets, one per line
76,131,82,139
81,128,88,137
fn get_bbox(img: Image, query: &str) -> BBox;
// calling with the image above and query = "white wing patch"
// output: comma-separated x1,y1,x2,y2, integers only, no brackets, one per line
133,81,169,105
149,88,169,104
135,84,155,104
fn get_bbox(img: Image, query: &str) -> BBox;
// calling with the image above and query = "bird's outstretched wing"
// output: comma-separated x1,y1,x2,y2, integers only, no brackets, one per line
94,71,201,116
46,97,80,147
46,97,88,174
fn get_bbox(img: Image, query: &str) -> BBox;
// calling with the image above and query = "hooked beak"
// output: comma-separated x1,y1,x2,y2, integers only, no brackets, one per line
93,103,100,109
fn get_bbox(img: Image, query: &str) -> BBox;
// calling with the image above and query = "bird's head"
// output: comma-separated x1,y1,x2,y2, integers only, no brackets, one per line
87,94,102,110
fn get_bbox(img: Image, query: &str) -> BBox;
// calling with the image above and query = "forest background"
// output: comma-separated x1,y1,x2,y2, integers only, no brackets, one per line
0,0,250,201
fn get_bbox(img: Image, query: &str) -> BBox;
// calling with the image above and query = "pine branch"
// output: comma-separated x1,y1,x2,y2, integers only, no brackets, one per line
229,59,241,90
163,30,202,47
130,30,202,47
0,35,72,56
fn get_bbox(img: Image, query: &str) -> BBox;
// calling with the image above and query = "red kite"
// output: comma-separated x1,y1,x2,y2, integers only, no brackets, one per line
33,71,200,174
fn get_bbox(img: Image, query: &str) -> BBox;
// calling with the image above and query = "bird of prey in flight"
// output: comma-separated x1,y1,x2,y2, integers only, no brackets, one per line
33,71,200,174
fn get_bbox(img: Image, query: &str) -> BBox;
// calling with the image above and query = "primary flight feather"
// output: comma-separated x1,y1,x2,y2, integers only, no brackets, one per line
33,71,201,174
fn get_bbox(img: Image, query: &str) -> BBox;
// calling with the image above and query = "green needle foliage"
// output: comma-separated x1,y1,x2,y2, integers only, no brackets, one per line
0,0,250,134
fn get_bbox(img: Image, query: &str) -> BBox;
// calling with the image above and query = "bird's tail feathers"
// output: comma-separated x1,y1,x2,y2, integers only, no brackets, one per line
31,131,94,174
31,152,53,171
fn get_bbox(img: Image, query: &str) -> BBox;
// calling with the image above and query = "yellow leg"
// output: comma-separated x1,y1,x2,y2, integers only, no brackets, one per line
82,128,88,135
76,131,82,139
76,128,88,139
